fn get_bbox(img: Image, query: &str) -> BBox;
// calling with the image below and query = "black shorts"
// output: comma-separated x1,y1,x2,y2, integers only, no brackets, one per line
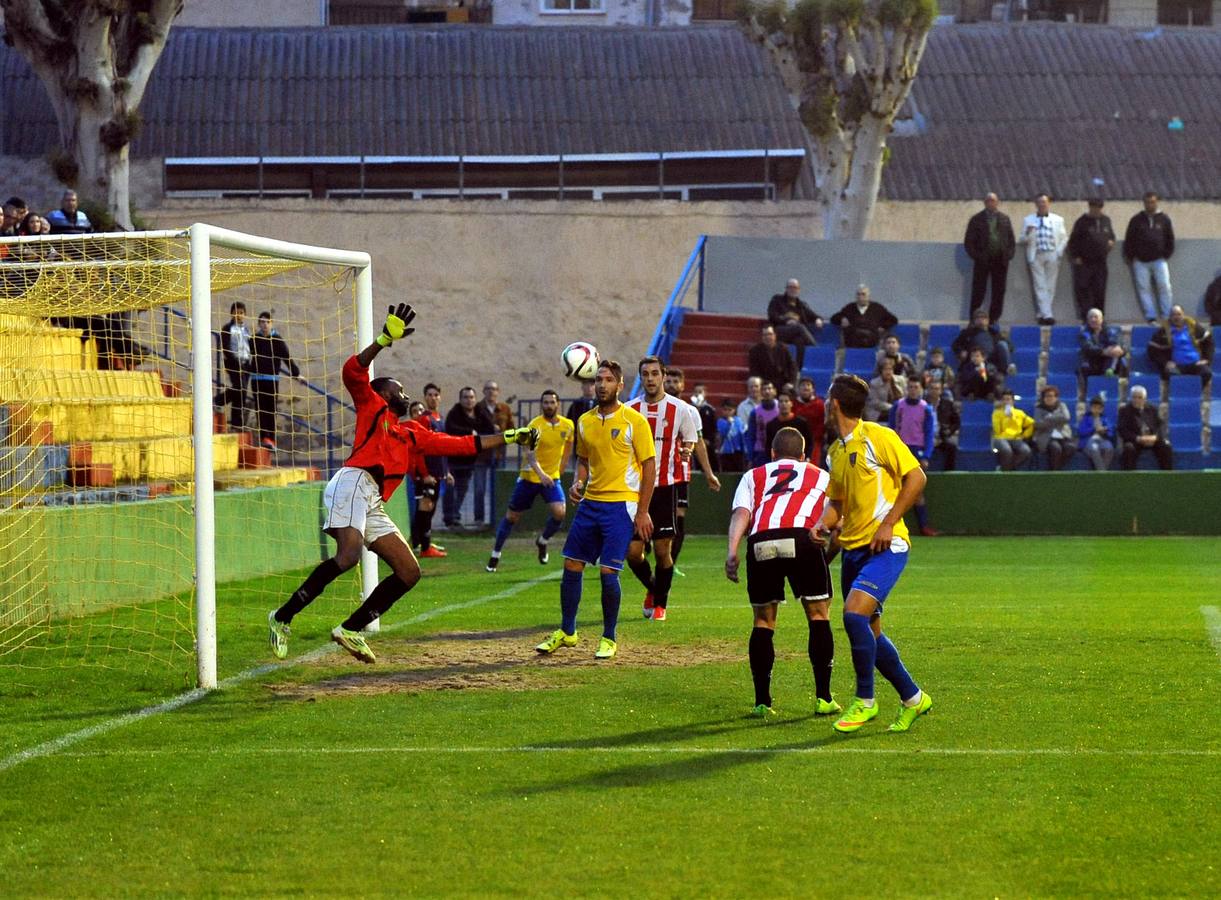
413,478,438,502
636,484,677,540
745,528,832,606
674,481,689,509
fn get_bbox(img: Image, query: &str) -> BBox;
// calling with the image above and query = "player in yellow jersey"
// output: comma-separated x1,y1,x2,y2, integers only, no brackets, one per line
486,389,574,571
815,374,934,734
535,360,656,660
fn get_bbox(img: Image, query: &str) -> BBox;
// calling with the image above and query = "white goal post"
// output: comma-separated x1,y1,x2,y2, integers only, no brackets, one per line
188,224,377,689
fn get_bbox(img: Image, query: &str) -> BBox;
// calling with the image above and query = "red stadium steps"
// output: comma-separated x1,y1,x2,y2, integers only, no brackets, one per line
666,312,766,402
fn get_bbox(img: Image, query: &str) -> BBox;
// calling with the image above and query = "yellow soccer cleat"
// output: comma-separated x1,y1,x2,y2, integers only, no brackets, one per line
267,611,290,660
833,698,879,733
888,690,933,732
594,636,618,660
814,696,843,716
331,625,376,664
535,629,579,654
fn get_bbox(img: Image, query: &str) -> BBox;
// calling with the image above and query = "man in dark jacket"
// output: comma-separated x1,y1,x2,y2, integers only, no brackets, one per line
747,325,797,390
829,285,898,349
1067,199,1116,320
1148,305,1213,388
219,301,252,431
1204,273,1221,327
963,192,1017,323
443,386,497,526
250,312,304,449
1117,385,1172,470
1123,191,1175,323
951,308,1011,373
926,381,959,471
1078,308,1127,378
766,278,823,352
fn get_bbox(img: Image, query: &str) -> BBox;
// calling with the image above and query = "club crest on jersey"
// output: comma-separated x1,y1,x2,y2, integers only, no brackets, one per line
849,452,858,466
611,428,621,440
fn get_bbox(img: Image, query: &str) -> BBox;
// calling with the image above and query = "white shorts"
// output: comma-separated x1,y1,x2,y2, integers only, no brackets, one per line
322,467,403,547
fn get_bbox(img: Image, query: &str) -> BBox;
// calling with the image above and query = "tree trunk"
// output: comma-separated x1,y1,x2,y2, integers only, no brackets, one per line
75,104,133,231
825,115,889,239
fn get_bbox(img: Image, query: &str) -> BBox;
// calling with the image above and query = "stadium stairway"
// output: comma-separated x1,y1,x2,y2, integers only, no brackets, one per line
665,312,763,401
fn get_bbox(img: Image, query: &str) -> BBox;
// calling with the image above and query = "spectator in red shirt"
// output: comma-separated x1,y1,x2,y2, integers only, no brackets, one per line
791,376,826,464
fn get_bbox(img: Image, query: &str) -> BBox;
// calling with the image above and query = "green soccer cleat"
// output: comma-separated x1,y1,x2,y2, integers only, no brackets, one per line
535,629,578,654
751,703,777,718
331,625,376,663
814,696,843,716
888,690,933,732
268,611,290,660
594,636,618,659
833,698,880,733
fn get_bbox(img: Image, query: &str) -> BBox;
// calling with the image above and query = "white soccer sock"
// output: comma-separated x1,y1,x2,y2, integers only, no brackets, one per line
490,550,502,559
859,697,876,708
902,690,923,708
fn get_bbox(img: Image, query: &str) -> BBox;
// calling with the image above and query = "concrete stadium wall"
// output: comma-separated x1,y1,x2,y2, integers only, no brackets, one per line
704,235,1221,325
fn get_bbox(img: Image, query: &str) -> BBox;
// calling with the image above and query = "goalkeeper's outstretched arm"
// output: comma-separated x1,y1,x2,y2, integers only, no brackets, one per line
357,302,417,368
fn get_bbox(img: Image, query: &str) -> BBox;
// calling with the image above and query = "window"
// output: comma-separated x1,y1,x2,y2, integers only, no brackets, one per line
692,0,738,19
541,0,605,12
1157,0,1211,24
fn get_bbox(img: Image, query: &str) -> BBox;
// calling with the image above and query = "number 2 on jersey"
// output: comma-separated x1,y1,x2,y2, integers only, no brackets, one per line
765,467,798,496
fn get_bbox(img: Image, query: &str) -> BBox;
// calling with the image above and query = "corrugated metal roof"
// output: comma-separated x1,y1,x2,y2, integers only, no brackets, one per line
885,23,1221,200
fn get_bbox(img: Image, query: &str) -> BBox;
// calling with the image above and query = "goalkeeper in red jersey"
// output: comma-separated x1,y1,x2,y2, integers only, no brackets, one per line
268,303,538,663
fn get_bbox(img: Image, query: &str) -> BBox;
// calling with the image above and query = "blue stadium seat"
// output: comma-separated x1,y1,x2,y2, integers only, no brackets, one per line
1007,325,1042,350
1168,398,1202,425
1126,373,1162,402
1048,326,1080,352
958,401,994,452
802,344,837,371
1085,376,1121,405
888,323,921,354
1168,374,1208,401
1012,346,1041,375
1129,347,1159,375
817,322,842,348
1045,373,1081,402
1169,423,1203,453
1005,374,1038,401
926,324,960,355
800,368,835,393
1047,347,1081,374
842,347,877,376
1130,325,1158,352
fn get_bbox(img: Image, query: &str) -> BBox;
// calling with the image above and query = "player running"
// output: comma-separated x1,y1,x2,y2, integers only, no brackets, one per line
535,360,656,660
726,427,839,718
486,389,574,571
815,374,933,733
267,304,538,664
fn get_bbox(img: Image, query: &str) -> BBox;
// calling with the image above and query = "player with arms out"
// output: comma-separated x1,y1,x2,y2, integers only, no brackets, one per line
815,374,933,733
267,304,538,663
726,427,839,717
535,360,656,660
486,389,574,571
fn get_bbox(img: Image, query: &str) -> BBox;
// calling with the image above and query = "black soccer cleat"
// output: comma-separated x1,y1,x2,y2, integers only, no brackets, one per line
536,537,549,565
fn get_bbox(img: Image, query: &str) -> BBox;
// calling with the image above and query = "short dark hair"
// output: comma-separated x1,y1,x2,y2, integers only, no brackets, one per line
666,365,685,381
459,386,476,397
371,377,398,394
541,389,559,401
1002,388,1015,399
828,374,869,419
258,311,272,320
771,426,806,459
1143,191,1159,201
423,382,440,394
230,301,246,314
720,398,736,409
798,376,814,387
777,390,794,402
929,346,944,355
638,355,664,374
4,196,27,208
598,360,623,383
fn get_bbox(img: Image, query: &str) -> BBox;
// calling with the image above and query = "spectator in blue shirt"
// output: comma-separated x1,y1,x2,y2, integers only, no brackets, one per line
716,398,748,472
45,190,92,235
1077,396,1115,470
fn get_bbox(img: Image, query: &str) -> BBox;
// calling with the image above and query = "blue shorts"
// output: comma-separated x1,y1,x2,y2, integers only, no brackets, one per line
562,499,635,571
507,478,564,512
840,543,909,612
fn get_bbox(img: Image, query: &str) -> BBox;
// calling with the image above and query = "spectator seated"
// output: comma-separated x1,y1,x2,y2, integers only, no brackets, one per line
875,334,918,380
1117,385,1172,470
1077,309,1128,378
828,285,898,349
1147,305,1213,387
766,278,824,354
951,309,1010,374
991,388,1034,470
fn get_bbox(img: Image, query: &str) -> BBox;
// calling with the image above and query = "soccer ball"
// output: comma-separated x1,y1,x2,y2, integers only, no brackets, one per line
561,341,600,381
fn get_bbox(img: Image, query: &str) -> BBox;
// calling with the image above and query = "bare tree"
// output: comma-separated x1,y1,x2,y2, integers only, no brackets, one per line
1,0,182,229
740,0,937,239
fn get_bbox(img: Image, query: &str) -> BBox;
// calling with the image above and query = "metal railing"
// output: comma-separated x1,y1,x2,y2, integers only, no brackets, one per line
629,234,707,398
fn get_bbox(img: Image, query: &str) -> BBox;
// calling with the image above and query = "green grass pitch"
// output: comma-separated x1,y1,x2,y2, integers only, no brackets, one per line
2,535,1219,897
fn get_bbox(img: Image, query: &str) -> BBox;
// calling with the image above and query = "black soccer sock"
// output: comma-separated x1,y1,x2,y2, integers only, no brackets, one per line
749,626,776,708
808,619,835,702
422,503,437,540
341,574,410,632
671,516,686,564
627,556,654,592
653,565,675,610
410,508,429,549
276,558,344,623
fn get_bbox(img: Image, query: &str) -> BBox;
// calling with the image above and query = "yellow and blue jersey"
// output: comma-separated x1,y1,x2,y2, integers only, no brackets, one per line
826,421,919,550
520,414,573,483
576,404,655,502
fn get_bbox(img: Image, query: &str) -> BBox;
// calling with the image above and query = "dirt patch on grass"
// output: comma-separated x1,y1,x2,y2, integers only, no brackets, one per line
268,628,739,700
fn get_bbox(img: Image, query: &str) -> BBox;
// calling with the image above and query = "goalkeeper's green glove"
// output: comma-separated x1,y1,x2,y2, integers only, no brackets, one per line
503,427,540,450
375,302,416,348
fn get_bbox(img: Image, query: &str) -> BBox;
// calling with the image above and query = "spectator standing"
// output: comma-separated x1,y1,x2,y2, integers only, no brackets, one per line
991,388,1034,470
952,308,1011,374
716,398,749,472
688,382,719,453
736,376,763,428
1032,385,1076,471
219,301,252,431
830,285,898,349
1067,199,1116,320
1118,385,1173,470
748,325,797,390
1021,193,1068,325
875,334,918,380
249,312,304,450
926,382,959,470
1077,396,1115,470
957,346,1003,401
920,347,956,396
865,358,906,422
1148,305,1213,388
791,376,826,465
747,381,780,467
415,383,451,557
1078,308,1128,378
565,379,596,424
2,196,28,236
963,192,1017,323
888,379,938,535
46,190,92,235
474,380,514,525
764,391,814,454
766,278,823,352
1123,192,1175,323
443,386,496,527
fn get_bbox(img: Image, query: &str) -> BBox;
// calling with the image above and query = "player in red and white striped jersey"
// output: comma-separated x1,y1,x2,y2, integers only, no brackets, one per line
625,356,703,620
725,426,839,718
664,366,720,573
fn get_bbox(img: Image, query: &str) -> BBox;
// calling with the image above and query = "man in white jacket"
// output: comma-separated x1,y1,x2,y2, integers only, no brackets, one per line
1022,193,1068,325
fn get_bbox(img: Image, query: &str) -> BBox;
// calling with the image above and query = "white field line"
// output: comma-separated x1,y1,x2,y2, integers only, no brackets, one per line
52,745,1220,759
1202,606,1221,665
0,573,560,775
